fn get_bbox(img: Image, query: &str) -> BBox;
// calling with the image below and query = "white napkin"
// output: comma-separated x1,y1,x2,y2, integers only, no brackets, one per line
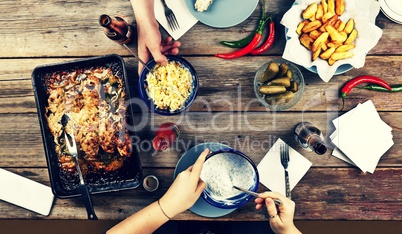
154,0,198,40
330,100,394,173
280,0,382,82
0,168,54,216
257,138,312,196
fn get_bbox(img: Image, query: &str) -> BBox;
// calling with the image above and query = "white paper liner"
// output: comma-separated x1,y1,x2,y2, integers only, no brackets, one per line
281,0,383,82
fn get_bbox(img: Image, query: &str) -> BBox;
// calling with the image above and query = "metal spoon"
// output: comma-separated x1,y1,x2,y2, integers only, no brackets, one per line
233,185,282,205
122,44,152,72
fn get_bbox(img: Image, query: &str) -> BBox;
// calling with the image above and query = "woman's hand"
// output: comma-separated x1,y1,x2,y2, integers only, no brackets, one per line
158,148,209,218
130,0,181,74
255,192,301,234
136,20,181,73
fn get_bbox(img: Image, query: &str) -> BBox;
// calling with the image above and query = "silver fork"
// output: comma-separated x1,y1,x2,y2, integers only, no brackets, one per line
280,143,291,199
161,0,179,31
64,130,98,220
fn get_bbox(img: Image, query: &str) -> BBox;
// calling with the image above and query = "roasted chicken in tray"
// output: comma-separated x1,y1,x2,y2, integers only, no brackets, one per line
44,66,132,175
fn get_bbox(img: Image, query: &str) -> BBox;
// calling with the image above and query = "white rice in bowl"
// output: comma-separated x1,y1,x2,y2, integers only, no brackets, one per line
145,61,194,112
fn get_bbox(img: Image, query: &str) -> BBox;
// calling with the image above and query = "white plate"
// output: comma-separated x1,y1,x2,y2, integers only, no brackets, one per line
183,0,259,28
379,0,402,24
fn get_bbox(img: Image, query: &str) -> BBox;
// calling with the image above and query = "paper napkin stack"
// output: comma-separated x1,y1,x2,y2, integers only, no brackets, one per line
330,100,394,173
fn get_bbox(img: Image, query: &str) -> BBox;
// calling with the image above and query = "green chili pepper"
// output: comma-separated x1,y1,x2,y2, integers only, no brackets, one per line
219,1,265,48
358,84,402,92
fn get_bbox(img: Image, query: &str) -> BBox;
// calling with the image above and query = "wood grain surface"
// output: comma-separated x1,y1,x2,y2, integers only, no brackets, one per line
0,0,401,221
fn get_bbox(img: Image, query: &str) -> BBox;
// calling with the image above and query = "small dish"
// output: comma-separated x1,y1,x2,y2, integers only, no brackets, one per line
138,55,198,115
379,0,402,24
254,59,305,111
183,0,259,28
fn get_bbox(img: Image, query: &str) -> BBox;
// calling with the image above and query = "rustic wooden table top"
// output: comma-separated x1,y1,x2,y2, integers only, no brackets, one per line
0,0,401,221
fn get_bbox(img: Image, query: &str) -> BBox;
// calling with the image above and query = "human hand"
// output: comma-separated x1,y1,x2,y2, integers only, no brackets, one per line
255,192,301,234
136,19,181,74
159,148,209,218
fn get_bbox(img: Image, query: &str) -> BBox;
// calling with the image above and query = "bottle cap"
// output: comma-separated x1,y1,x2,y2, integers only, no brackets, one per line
143,175,159,192
314,142,327,155
99,14,111,27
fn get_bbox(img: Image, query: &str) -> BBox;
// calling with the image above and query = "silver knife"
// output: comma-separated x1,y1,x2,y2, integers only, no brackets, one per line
233,185,282,205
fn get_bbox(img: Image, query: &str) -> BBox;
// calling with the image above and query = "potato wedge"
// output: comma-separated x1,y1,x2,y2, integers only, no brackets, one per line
297,20,309,35
321,42,328,51
337,21,346,32
344,18,354,34
302,20,322,33
320,47,336,60
326,25,344,43
330,51,354,61
320,15,338,32
309,30,322,40
335,0,345,15
321,11,335,23
316,4,324,20
312,47,322,61
321,0,328,13
335,44,355,52
344,29,358,44
328,57,336,65
328,0,335,15
300,33,314,49
312,32,329,52
302,3,318,20
333,19,342,29
327,41,343,48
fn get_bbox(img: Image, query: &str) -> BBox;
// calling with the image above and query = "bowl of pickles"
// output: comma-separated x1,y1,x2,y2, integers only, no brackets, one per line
254,59,304,111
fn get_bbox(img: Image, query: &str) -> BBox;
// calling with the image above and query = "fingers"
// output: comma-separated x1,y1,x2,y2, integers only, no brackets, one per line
265,197,279,216
149,49,167,66
190,148,210,177
161,40,181,54
195,180,206,195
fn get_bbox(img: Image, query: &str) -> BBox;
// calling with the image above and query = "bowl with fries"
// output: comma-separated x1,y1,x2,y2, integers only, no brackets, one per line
281,0,382,82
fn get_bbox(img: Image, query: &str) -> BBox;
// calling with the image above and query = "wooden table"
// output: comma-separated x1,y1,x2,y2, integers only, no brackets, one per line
1,0,401,223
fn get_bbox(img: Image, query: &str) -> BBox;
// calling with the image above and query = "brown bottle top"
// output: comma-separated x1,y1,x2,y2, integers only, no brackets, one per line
99,14,133,44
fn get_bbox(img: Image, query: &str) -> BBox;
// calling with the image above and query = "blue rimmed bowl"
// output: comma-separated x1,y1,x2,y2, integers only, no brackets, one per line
200,148,259,209
138,55,199,115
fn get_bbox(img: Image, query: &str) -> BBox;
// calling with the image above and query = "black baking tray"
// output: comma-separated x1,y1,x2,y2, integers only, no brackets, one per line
32,54,142,198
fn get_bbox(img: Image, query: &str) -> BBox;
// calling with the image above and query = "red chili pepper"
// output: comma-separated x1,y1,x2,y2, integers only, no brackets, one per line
340,75,392,110
249,18,275,55
215,33,263,60
214,17,267,59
